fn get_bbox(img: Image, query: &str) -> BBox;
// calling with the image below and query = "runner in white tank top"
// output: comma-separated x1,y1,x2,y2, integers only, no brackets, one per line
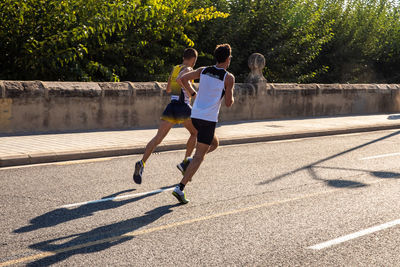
172,44,235,204
191,65,228,122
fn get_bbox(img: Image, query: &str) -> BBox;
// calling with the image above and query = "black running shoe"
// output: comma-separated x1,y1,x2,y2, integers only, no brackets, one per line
133,160,144,184
176,157,192,175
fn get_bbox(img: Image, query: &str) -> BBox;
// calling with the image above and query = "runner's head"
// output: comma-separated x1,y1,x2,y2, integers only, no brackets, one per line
183,48,198,68
214,44,232,68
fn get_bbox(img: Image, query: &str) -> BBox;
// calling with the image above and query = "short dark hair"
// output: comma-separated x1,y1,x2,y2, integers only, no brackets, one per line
183,48,198,59
214,44,231,63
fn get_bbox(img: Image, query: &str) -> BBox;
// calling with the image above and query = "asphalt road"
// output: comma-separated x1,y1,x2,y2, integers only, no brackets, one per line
1,130,400,266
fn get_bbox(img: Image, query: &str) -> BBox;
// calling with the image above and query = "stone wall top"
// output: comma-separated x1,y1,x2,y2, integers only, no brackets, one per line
1,80,400,98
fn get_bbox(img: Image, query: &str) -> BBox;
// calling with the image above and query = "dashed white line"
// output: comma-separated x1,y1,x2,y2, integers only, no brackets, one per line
60,187,175,208
360,152,400,160
308,218,400,250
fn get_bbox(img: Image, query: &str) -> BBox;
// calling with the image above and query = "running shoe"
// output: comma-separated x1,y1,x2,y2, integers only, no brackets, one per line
133,160,145,184
172,186,189,204
176,157,192,175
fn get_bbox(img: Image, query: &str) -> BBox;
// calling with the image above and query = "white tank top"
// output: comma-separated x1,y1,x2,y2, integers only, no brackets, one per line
191,66,228,122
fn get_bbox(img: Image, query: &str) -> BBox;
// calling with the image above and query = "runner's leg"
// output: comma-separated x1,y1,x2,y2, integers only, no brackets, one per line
179,141,210,185
182,119,197,159
208,135,219,153
142,120,173,163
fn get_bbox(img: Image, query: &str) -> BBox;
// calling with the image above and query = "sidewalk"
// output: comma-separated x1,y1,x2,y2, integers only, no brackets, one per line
1,114,400,167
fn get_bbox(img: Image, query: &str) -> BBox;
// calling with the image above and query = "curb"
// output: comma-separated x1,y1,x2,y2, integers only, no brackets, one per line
1,124,400,168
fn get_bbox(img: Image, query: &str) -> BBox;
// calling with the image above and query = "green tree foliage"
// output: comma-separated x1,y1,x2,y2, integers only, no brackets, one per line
192,0,334,82
192,0,400,83
316,0,400,83
0,0,227,81
1,0,400,83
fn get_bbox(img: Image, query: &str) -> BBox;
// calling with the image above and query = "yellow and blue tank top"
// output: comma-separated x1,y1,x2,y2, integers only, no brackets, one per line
169,65,192,104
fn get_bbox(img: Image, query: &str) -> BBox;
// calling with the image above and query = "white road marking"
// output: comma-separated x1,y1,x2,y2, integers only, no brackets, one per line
60,187,175,208
360,152,400,160
308,218,400,250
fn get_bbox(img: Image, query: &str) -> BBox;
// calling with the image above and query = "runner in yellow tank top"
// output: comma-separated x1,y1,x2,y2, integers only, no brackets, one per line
162,64,195,123
133,48,198,184
169,64,184,96
168,65,195,96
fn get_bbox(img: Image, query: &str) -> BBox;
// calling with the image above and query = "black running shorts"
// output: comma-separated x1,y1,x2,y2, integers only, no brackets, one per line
161,101,191,124
191,118,217,145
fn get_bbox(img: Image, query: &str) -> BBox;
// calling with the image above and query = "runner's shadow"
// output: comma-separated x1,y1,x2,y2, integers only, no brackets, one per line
27,204,179,266
14,187,173,233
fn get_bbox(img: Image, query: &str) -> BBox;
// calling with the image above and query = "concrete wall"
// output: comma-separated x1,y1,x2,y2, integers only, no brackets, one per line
1,80,400,134
220,83,400,121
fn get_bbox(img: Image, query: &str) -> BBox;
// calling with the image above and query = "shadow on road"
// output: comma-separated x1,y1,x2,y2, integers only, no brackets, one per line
14,186,173,233
387,115,400,120
26,204,179,266
258,130,400,187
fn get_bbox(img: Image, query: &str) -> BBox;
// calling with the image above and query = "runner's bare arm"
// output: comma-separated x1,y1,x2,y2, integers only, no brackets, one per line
166,67,175,93
177,66,192,79
177,67,204,97
224,73,235,107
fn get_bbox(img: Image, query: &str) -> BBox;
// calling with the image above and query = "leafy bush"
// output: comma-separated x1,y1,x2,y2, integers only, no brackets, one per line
0,0,227,81
316,0,400,83
1,0,399,83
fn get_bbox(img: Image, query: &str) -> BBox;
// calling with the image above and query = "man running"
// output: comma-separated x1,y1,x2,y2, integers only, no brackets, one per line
172,44,235,204
133,48,198,184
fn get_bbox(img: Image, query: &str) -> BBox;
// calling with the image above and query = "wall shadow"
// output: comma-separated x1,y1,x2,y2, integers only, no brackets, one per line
258,130,400,187
14,186,174,233
306,165,368,188
26,204,180,266
387,115,400,120
371,171,400,178
307,165,400,188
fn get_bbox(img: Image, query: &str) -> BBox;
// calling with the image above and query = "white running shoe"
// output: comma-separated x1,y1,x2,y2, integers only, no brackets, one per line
172,186,189,204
